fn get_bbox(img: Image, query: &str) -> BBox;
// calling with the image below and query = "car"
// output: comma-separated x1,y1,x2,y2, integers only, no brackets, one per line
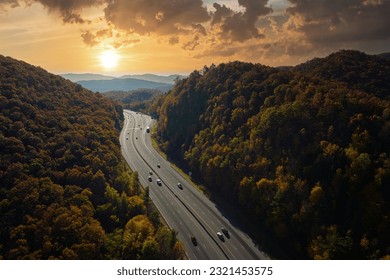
221,228,229,237
149,171,153,175
156,179,162,186
177,183,183,189
126,138,128,140
148,176,152,182
191,236,197,246
157,164,161,168
217,232,224,241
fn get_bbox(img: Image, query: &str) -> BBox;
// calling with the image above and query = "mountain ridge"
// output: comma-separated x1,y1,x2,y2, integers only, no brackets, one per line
151,50,390,259
60,73,184,84
76,77,173,92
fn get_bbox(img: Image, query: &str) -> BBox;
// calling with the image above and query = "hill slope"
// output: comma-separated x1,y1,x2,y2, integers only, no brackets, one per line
120,74,184,84
77,78,172,92
103,88,164,112
153,50,390,259
60,73,115,82
0,55,184,260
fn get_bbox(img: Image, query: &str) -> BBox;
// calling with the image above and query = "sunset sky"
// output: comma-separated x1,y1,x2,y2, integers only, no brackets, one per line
1,0,389,75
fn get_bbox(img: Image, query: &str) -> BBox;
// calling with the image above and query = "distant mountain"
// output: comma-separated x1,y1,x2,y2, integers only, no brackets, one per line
60,73,115,82
60,73,185,84
103,88,164,112
77,77,173,92
119,74,184,84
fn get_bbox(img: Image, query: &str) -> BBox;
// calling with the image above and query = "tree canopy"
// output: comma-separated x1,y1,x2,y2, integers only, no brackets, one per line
152,50,390,259
0,55,184,260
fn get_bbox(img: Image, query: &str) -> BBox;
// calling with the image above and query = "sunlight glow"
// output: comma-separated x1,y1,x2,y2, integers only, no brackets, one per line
99,49,119,69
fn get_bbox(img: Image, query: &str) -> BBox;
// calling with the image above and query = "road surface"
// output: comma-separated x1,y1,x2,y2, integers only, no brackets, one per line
120,110,270,260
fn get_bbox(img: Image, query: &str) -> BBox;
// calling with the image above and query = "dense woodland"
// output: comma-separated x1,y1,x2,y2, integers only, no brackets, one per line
103,88,164,112
0,55,185,259
152,50,390,259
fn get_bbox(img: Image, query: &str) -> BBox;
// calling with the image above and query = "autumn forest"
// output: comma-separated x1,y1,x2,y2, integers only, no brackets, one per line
1,50,389,260
0,55,184,259
152,50,390,259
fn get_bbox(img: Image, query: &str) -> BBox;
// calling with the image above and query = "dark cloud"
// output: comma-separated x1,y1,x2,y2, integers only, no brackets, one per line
35,0,104,23
169,36,179,45
211,0,272,42
0,0,19,8
104,0,210,35
81,30,99,46
192,23,207,36
183,35,200,51
286,0,390,45
112,38,140,49
0,0,103,22
211,3,234,25
81,28,113,47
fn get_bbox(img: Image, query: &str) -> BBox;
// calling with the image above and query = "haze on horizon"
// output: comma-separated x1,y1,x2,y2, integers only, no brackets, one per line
0,0,389,75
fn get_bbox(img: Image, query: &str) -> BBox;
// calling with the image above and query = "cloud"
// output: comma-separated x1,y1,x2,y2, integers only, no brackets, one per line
0,0,103,22
183,35,201,51
192,23,207,36
0,0,19,9
81,30,99,46
35,0,105,23
169,36,180,45
210,0,272,42
103,0,210,35
211,3,234,25
2,0,389,66
286,0,390,46
81,27,140,49
81,28,114,47
112,38,140,49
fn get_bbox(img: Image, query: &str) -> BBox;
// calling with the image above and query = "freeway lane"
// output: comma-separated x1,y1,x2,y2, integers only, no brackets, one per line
120,110,270,260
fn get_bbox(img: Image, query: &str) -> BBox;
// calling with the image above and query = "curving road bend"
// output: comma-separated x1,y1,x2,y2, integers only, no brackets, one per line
120,109,270,260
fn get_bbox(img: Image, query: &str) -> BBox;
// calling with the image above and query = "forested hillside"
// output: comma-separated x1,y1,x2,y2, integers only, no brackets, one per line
152,50,390,259
103,88,164,112
0,55,184,259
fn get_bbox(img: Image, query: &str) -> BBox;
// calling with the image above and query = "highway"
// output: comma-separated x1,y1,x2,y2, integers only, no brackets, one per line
120,109,270,260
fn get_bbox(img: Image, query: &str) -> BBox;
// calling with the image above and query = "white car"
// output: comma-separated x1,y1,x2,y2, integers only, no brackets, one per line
156,179,162,186
177,183,183,189
217,232,224,241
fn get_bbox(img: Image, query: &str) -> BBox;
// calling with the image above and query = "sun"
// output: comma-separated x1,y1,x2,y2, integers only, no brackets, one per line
99,49,119,70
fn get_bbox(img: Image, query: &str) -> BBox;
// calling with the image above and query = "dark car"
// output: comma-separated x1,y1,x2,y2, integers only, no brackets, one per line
156,179,162,186
177,183,183,189
191,236,197,246
221,227,230,238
